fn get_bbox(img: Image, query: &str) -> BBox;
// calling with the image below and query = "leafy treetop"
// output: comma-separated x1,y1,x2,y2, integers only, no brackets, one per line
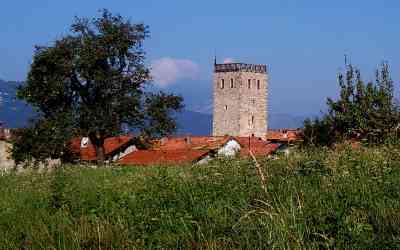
14,9,183,164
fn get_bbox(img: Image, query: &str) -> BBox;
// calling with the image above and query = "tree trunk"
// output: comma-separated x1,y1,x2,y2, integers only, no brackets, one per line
95,144,105,165
88,132,105,165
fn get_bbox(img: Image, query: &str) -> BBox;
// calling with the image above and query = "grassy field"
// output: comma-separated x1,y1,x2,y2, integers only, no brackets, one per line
1,145,400,249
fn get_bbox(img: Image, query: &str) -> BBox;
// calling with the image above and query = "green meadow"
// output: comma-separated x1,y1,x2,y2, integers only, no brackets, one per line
1,146,400,249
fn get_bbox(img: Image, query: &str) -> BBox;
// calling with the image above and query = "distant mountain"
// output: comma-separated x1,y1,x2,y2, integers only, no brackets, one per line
0,79,35,128
268,113,306,130
175,110,212,136
0,79,307,133
175,111,307,136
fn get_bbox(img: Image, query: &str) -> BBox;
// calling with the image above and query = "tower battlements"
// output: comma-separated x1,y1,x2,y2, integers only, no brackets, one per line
214,63,267,74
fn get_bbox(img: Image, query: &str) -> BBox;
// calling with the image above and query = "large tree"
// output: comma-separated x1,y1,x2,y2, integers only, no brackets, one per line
14,10,183,164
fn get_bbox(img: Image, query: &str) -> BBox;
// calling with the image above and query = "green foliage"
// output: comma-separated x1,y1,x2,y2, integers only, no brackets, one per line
11,114,76,166
13,9,183,164
303,117,336,147
303,62,400,146
1,146,400,248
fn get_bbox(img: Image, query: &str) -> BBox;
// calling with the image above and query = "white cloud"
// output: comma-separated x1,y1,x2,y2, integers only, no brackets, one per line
223,58,235,64
151,57,200,87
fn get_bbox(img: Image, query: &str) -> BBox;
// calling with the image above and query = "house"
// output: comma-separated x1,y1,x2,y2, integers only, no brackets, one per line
119,136,237,166
118,135,280,166
70,135,137,163
266,129,303,143
119,149,210,166
266,129,303,155
235,136,281,158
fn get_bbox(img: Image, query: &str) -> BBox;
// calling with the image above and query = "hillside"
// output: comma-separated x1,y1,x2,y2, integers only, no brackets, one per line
1,146,399,248
0,80,306,132
175,111,305,135
0,79,35,127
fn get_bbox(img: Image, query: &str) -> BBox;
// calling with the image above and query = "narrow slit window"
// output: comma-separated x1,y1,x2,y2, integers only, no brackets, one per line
251,115,255,125
225,105,228,110
248,79,251,89
230,78,234,88
257,80,260,90
220,79,224,89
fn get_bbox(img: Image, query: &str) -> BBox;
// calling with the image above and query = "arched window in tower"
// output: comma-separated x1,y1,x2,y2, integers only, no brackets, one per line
220,79,224,89
230,78,234,88
248,79,251,89
257,80,260,90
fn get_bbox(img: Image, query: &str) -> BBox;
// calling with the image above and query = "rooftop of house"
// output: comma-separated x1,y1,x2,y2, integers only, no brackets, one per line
118,149,210,166
152,136,232,151
234,136,281,158
119,135,280,166
70,135,135,161
71,134,282,166
266,129,303,143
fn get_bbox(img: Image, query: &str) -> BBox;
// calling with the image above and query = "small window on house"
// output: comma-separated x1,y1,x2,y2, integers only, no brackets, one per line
248,79,251,89
257,80,260,90
225,105,228,110
220,79,224,89
251,99,256,105
230,78,234,88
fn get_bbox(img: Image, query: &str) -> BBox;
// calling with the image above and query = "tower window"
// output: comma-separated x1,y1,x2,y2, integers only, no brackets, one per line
230,78,234,88
257,80,260,90
225,105,228,110
248,79,251,89
220,79,224,89
251,115,255,125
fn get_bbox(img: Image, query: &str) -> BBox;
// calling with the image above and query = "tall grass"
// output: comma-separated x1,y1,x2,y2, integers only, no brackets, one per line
1,145,400,249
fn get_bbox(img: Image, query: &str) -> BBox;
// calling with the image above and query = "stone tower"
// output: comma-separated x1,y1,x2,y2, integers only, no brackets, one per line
212,62,268,139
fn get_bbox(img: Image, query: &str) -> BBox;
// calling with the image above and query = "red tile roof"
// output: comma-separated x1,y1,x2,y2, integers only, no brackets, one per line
70,135,134,161
234,137,280,157
118,149,209,166
119,136,280,166
266,129,303,143
152,136,231,151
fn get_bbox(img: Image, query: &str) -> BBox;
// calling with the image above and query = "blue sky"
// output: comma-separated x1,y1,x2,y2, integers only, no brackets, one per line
1,0,399,116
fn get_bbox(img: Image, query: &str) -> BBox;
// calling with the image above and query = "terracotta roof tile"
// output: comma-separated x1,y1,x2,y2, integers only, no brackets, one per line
266,129,303,143
70,135,134,161
71,134,281,165
153,136,231,151
234,137,280,157
119,149,209,166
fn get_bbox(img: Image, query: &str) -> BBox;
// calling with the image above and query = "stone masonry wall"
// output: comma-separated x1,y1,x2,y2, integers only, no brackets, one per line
0,140,61,173
213,71,241,136
212,63,268,139
0,141,14,172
